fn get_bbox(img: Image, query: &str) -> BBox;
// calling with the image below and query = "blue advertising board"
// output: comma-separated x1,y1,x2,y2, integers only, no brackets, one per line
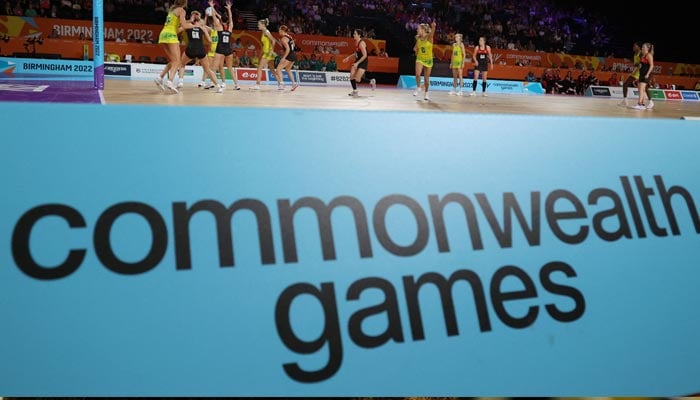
397,75,544,94
1,103,699,396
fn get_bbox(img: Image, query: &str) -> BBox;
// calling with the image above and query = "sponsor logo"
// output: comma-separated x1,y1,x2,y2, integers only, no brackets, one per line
491,82,520,91
330,75,350,81
237,69,265,81
591,86,611,96
236,68,266,81
0,59,16,74
300,39,349,48
665,91,682,100
268,70,296,82
298,71,326,83
135,67,163,74
680,91,699,100
105,64,131,76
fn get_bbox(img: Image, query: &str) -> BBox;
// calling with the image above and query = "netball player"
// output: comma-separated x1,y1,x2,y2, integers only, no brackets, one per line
250,18,281,90
449,33,466,96
470,36,494,96
155,0,188,93
413,20,436,100
342,29,375,96
634,43,654,110
277,24,299,91
210,0,241,90
180,10,223,93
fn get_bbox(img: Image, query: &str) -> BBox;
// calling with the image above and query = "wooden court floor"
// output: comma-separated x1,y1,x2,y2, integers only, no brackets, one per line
104,79,700,120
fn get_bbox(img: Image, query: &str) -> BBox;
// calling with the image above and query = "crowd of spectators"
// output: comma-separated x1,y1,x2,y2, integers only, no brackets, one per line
254,0,615,57
0,0,625,60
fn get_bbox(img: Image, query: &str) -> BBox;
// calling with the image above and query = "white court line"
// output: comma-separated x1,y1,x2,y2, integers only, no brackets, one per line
0,83,49,92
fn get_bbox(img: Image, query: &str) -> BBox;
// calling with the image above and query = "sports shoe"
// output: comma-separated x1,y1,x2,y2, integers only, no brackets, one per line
482,92,488,97
233,85,241,91
469,91,476,96
154,77,165,92
457,91,463,96
448,90,456,95
165,80,179,94
197,81,206,87
291,83,299,91
278,85,285,90
215,86,223,93
219,83,226,89
646,100,654,109
424,92,430,101
633,104,646,110
619,99,628,107
176,81,184,89
370,78,376,91
348,90,358,97
249,85,261,90
203,83,216,89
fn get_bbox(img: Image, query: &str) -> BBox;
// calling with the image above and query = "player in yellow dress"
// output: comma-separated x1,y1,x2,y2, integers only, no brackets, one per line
156,0,188,93
250,18,281,90
413,20,436,101
198,20,218,88
620,42,641,106
449,33,466,96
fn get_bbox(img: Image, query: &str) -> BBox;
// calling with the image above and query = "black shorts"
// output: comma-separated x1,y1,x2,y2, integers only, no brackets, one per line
283,52,297,62
476,60,489,72
216,46,233,56
186,48,207,59
357,59,368,70
638,68,651,84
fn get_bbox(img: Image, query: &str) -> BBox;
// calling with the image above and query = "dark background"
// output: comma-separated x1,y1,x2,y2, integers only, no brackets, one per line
570,1,697,64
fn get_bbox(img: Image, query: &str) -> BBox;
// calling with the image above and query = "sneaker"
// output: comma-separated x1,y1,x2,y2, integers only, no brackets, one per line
278,85,285,90
154,77,165,92
233,85,241,91
176,82,184,89
469,91,476,97
413,90,418,96
164,80,179,94
370,78,376,91
197,81,206,87
619,99,628,107
219,83,226,89
457,91,463,96
249,85,261,90
482,92,488,97
203,83,216,89
348,90,358,97
215,86,223,93
424,92,430,101
646,100,654,109
448,90,456,96
633,104,646,110
291,83,299,91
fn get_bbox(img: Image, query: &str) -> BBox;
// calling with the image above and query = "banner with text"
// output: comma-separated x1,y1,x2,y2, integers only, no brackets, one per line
397,75,544,94
3,103,699,395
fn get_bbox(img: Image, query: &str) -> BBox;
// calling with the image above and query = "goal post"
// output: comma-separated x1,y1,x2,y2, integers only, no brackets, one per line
93,0,104,89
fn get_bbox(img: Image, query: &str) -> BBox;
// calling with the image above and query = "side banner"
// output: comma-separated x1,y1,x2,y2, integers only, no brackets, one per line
129,63,203,82
0,57,94,76
586,85,700,101
397,75,544,94
2,104,700,396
